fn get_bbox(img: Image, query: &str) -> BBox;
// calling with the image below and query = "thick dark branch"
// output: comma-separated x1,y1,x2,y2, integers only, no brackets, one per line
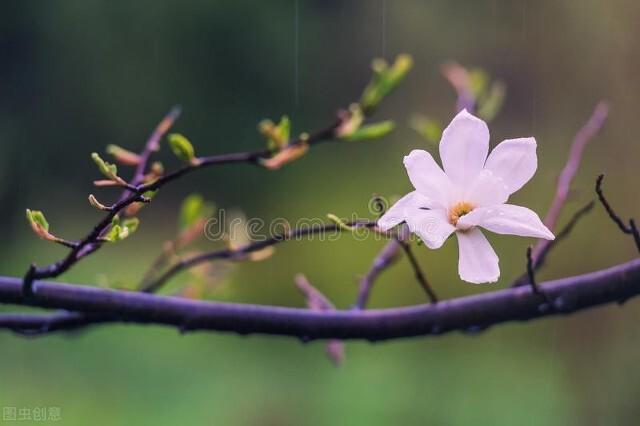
0,311,114,336
2,259,640,340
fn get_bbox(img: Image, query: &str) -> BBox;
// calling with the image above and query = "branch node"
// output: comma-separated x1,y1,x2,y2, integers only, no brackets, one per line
526,247,552,308
22,264,37,299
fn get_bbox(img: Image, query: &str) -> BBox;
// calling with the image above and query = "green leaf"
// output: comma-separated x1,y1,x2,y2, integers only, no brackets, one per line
104,216,139,242
26,209,49,232
477,81,506,122
342,121,395,142
410,115,443,145
168,133,196,163
179,194,215,231
276,115,290,146
25,208,62,242
468,68,490,99
259,115,291,151
360,54,413,113
91,152,119,180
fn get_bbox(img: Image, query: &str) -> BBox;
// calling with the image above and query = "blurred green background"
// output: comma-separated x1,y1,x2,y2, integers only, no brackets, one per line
2,1,640,424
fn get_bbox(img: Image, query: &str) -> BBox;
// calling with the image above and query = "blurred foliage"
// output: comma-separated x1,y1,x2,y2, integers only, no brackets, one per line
1,1,640,425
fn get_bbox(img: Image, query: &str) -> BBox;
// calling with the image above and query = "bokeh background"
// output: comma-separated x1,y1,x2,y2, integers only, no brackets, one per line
1,1,640,424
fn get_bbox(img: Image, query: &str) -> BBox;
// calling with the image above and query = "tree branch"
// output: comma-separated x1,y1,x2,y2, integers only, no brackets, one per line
140,220,378,293
22,107,351,295
595,174,640,252
2,259,640,339
531,101,608,263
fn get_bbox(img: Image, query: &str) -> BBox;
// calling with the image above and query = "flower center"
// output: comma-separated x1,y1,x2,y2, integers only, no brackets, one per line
448,201,474,226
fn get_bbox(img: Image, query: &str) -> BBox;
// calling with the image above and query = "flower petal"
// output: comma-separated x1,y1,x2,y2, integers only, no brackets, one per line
405,208,455,249
377,191,430,231
456,228,499,284
484,137,537,194
439,109,489,187
463,169,509,208
403,150,452,208
457,204,555,240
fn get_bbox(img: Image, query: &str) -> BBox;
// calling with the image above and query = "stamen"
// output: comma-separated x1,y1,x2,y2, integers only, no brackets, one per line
449,201,474,226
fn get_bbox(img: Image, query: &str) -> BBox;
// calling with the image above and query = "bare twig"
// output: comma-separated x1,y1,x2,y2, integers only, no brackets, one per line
141,221,378,293
595,174,640,252
531,101,609,264
596,174,630,233
354,228,406,310
2,258,640,339
295,274,345,365
526,247,538,291
512,200,595,287
295,273,336,312
630,219,640,251
397,240,438,304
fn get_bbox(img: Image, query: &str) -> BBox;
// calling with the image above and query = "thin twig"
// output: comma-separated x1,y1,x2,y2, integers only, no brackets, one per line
629,219,640,251
526,247,538,292
295,274,345,365
353,227,407,310
531,101,609,263
512,200,595,287
595,174,631,233
595,174,640,252
141,221,377,293
397,240,438,304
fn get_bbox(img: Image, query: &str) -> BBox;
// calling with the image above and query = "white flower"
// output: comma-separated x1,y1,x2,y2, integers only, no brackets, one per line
378,109,554,284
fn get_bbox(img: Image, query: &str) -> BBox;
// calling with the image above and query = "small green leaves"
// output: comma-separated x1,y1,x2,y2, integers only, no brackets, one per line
360,54,413,113
467,68,490,99
476,80,506,122
335,104,365,139
103,216,139,242
88,194,111,211
341,120,395,142
106,144,141,166
410,115,443,145
167,133,198,165
26,209,49,235
179,193,215,231
258,115,308,169
91,152,121,181
259,116,291,151
336,104,395,142
25,209,67,245
441,62,507,122
466,66,506,122
259,142,309,170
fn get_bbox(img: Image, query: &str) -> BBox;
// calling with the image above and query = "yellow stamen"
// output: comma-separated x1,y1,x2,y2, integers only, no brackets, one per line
449,201,474,226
